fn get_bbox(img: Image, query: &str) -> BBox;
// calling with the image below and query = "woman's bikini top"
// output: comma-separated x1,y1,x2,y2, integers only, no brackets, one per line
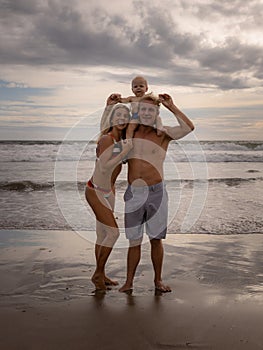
88,133,123,195
96,133,122,160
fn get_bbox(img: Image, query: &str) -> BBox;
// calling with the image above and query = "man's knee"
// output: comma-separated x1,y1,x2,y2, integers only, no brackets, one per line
150,238,162,247
129,238,143,247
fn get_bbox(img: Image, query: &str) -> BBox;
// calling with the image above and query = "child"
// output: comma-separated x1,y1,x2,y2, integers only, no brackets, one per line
119,76,165,138
99,76,165,138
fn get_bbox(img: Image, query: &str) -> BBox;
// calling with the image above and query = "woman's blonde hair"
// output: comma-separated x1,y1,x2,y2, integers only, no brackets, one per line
99,104,131,140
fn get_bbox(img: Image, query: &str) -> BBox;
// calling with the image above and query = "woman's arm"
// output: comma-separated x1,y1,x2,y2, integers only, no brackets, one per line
97,136,133,172
100,94,122,132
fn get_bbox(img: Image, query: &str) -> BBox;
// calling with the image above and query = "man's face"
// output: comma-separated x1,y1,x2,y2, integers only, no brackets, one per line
138,101,159,126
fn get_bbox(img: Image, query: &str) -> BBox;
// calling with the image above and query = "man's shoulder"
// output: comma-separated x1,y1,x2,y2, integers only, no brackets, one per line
135,126,171,142
134,126,156,136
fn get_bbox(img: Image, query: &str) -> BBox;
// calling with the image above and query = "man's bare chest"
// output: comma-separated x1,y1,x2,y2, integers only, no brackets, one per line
131,135,166,162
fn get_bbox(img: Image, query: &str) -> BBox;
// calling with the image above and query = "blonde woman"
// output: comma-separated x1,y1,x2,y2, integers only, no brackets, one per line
86,104,133,290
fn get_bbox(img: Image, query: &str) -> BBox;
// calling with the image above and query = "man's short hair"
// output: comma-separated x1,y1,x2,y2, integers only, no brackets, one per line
139,93,160,106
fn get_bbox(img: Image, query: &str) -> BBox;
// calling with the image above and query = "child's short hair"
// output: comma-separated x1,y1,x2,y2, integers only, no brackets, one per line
131,76,148,87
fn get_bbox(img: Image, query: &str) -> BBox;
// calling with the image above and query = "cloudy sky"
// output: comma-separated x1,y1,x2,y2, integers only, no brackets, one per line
0,0,262,140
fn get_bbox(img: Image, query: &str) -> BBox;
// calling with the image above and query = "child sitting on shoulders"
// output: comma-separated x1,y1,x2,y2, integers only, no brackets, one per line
100,76,165,138
119,76,165,138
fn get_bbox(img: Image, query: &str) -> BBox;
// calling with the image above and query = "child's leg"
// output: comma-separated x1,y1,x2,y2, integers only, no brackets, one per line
126,122,139,139
126,109,140,139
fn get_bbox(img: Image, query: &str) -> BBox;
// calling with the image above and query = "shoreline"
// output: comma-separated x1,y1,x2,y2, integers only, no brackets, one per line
0,230,263,349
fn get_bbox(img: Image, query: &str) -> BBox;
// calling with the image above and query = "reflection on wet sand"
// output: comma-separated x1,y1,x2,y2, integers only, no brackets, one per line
0,230,262,349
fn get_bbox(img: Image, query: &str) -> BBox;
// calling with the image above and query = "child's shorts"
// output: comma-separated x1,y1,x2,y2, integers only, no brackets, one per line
131,112,139,120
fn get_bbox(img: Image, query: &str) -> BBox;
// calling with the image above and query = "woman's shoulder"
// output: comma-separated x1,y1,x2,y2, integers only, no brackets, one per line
99,133,115,144
97,134,114,153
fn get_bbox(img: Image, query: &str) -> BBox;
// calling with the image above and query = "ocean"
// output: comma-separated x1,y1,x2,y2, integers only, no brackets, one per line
0,140,263,237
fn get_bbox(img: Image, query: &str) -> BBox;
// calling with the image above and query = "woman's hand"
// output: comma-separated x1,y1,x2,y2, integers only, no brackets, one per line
122,139,133,155
106,93,122,105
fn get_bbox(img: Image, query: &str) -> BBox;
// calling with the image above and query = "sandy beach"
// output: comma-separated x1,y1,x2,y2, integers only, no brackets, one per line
0,230,262,350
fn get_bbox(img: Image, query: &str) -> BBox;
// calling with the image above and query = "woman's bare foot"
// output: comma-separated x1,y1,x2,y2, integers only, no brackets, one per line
119,282,133,293
155,281,171,293
92,273,107,290
104,276,119,286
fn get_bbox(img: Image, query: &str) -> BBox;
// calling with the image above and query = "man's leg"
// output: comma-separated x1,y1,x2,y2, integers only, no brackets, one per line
150,239,171,292
119,239,142,292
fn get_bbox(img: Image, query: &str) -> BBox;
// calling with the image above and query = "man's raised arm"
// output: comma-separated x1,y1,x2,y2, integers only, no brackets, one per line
159,93,194,140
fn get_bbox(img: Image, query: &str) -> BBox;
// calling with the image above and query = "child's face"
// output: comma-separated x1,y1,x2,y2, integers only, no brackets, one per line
132,78,148,97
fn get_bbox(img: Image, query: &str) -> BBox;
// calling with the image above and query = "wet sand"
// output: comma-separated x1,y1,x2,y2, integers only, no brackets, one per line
0,230,263,350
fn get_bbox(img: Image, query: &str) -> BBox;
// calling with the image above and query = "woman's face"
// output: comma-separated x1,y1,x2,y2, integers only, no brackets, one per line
111,107,130,130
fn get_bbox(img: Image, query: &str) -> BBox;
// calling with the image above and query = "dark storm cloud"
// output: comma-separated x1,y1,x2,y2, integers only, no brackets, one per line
198,37,263,75
0,0,42,14
0,0,262,90
0,0,188,66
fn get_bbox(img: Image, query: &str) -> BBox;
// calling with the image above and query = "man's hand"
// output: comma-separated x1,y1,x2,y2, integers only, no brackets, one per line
106,93,122,105
158,93,174,110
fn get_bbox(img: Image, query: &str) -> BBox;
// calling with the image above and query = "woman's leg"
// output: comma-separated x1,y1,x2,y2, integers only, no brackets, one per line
95,220,118,286
86,188,119,290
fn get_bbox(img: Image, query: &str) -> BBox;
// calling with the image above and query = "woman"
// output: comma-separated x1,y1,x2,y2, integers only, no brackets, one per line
85,104,132,290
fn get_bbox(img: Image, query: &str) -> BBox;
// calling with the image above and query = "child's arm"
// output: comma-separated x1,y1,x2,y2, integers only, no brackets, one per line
119,96,135,103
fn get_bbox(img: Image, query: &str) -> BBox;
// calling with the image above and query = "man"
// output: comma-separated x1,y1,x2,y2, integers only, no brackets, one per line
119,93,195,293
